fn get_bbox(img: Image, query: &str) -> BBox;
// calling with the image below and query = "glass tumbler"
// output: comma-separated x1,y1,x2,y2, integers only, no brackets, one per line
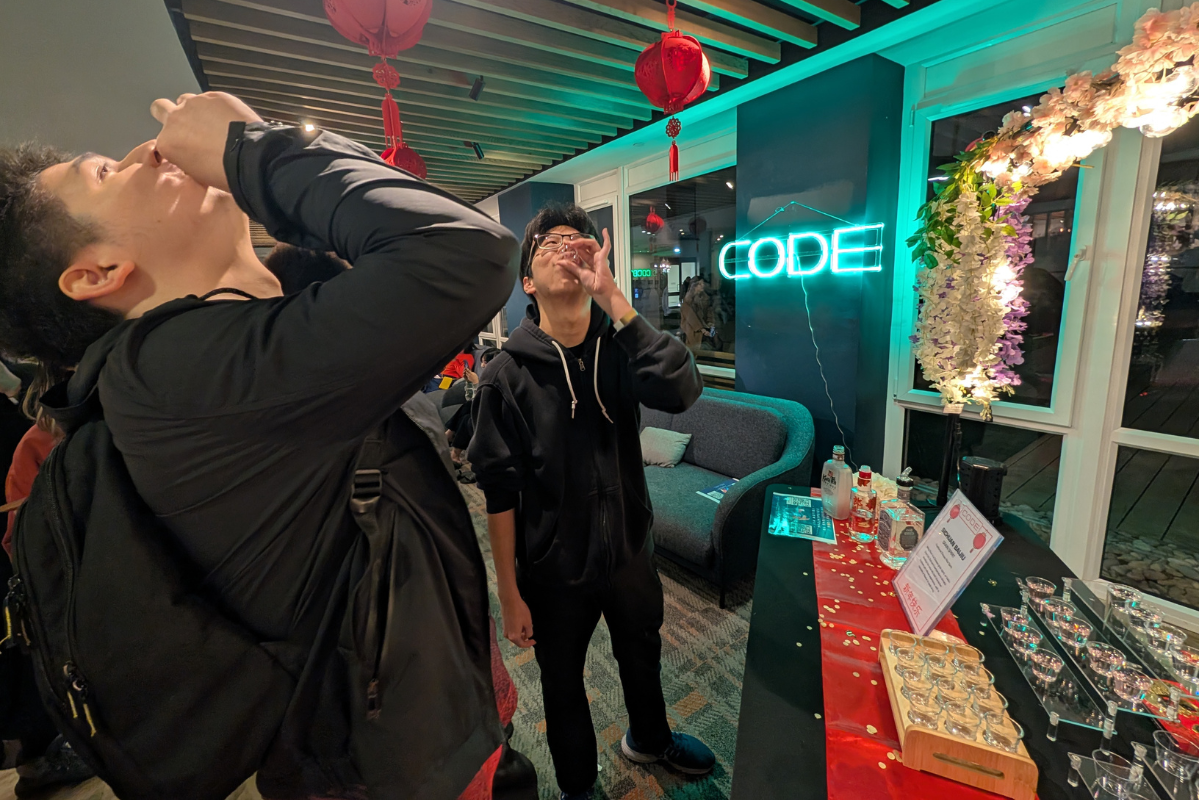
935,676,970,706
926,652,958,681
907,695,942,730
944,702,982,740
898,666,935,703
1059,619,1093,653
1023,576,1056,609
982,714,1024,753
1146,622,1187,654
972,691,1009,717
1106,584,1141,619
1011,628,1043,661
1030,651,1064,687
887,630,918,655
953,644,985,668
1111,666,1152,707
1153,729,1200,779
894,646,927,674
961,667,996,700
1001,606,1030,629
1171,646,1200,690
1092,749,1143,798
1086,642,1126,682
1126,603,1162,633
1041,597,1076,628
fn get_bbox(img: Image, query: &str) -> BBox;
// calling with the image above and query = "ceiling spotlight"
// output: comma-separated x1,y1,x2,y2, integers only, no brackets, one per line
470,142,485,159
303,122,316,132
673,247,681,253
469,76,486,101
726,181,734,189
664,202,672,210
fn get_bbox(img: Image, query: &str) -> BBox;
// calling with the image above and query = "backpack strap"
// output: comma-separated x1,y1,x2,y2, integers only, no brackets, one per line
349,430,389,719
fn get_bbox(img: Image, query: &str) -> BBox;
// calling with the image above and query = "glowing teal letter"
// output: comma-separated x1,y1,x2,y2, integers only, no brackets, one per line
718,240,751,280
786,232,829,276
831,223,885,273
748,237,786,278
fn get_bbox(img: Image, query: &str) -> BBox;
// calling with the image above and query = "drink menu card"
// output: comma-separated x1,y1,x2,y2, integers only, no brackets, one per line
892,490,1003,636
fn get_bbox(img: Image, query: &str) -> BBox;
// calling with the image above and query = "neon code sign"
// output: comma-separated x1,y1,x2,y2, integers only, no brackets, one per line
718,223,885,280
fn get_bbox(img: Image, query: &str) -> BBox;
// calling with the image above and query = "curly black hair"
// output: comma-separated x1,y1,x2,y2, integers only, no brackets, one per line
0,143,121,416
519,202,599,283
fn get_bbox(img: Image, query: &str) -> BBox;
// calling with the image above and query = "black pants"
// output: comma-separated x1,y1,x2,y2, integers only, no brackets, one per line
521,551,672,795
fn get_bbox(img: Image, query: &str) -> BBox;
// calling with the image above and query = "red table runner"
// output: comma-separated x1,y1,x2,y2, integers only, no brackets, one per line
813,517,1029,799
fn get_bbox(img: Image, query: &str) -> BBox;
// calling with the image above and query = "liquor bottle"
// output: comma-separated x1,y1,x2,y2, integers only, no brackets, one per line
878,473,925,569
820,445,853,521
849,466,877,543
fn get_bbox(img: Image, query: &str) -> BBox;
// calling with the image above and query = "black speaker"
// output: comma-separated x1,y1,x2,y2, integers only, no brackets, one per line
959,456,1007,523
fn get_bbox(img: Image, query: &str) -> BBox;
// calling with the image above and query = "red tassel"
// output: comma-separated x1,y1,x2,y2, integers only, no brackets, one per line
381,90,403,149
668,140,679,182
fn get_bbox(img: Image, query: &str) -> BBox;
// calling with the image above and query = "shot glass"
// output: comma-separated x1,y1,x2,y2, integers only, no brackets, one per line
1146,622,1187,655
886,630,918,655
935,675,970,706
1011,628,1043,661
1041,597,1076,628
957,660,989,681
907,695,943,730
1153,729,1200,779
898,666,935,703
982,714,1023,753
1171,646,1200,689
961,667,996,700
1058,619,1093,653
1000,606,1030,629
1111,666,1152,707
1106,584,1141,619
1126,603,1162,633
1030,650,1064,687
972,690,1009,717
1086,641,1126,681
894,645,927,674
926,652,959,681
917,639,951,659
1023,576,1056,610
944,703,982,740
953,644,985,669
1092,749,1144,798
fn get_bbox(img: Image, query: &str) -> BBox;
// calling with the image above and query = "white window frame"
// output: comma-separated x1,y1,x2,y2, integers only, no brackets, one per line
882,0,1198,623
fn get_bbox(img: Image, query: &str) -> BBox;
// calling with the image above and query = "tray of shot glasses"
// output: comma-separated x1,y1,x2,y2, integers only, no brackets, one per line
1018,577,1197,726
879,629,1038,800
980,603,1107,733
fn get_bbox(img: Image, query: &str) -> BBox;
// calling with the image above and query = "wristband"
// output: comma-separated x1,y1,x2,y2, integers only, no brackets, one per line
614,308,639,331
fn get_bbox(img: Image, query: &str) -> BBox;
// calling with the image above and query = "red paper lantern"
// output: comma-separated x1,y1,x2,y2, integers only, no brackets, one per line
634,0,711,181
645,207,664,235
324,0,429,173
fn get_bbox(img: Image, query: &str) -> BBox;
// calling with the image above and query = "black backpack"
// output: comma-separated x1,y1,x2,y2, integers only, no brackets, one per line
3,390,298,800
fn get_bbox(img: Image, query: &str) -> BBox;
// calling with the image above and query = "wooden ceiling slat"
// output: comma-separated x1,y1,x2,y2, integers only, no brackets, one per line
423,159,533,177
226,85,607,146
246,99,580,154
256,106,570,159
197,45,639,128
772,0,860,29
186,22,653,119
181,2,656,106
444,0,749,78
224,0,646,75
675,0,817,48
557,0,781,62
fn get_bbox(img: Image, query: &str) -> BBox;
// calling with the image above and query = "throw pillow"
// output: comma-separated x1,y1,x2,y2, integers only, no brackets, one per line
640,427,692,468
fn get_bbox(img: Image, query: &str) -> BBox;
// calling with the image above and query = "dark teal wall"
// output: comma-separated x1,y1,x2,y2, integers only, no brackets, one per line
497,182,576,332
735,54,903,481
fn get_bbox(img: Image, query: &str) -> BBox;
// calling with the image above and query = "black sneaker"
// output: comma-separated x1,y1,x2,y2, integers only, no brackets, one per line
621,729,715,775
14,737,94,797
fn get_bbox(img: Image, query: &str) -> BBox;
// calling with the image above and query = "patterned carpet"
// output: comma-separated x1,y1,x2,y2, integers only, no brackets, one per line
460,484,753,800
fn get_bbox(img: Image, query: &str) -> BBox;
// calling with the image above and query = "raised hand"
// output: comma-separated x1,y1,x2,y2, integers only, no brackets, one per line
150,92,261,191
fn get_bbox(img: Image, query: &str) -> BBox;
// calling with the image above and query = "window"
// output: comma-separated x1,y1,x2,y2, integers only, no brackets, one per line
916,94,1080,408
628,167,737,384
1121,118,1198,436
1102,447,1198,610
902,408,1062,542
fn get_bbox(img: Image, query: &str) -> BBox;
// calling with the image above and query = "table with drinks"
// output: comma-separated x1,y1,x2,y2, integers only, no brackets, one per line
729,478,1200,800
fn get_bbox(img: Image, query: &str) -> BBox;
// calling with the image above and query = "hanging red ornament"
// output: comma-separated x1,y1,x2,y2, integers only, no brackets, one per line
325,0,430,174
634,0,711,182
645,207,664,235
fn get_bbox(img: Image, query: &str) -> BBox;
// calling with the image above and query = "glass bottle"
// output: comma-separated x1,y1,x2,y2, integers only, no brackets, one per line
878,474,925,569
820,445,853,521
849,466,877,543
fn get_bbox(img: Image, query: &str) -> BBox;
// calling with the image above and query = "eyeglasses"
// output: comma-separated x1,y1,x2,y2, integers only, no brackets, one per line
531,232,595,256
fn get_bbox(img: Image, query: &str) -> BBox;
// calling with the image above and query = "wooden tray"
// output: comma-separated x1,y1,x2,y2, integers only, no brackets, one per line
879,629,1038,800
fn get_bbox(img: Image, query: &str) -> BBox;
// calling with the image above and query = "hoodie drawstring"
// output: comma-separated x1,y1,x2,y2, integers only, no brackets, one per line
549,339,614,424
550,341,579,419
593,340,613,424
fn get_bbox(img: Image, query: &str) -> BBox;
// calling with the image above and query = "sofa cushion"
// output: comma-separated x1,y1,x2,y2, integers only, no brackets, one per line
665,398,787,479
640,427,692,468
645,462,728,567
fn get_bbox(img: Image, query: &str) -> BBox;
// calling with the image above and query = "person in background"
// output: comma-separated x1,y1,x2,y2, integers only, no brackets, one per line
470,204,715,800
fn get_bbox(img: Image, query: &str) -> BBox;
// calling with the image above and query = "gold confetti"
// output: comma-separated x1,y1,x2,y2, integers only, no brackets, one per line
857,591,863,595
887,751,897,761
823,605,837,613
796,642,803,647
803,571,809,576
863,635,872,641
869,598,875,602
853,671,860,678
854,640,862,646
807,625,813,631
870,679,878,686
849,577,855,582
870,646,877,652
866,724,878,735
988,579,997,587
815,713,822,719
878,762,887,770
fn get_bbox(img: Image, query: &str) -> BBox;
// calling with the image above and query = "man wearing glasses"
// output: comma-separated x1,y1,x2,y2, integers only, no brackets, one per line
470,204,715,800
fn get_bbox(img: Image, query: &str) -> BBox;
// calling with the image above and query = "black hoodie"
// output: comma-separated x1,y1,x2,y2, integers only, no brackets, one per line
469,303,701,588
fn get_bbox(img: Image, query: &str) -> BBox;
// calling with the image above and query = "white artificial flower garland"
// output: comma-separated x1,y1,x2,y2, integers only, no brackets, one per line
909,4,1199,419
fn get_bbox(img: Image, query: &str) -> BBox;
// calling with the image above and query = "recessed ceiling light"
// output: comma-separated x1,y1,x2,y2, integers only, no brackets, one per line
303,123,315,132
726,181,734,189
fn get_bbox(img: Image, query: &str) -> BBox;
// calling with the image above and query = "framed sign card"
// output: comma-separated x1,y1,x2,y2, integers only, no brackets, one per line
892,490,1003,636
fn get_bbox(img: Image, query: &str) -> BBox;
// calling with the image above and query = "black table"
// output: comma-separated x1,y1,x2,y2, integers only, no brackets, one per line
730,485,1159,800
